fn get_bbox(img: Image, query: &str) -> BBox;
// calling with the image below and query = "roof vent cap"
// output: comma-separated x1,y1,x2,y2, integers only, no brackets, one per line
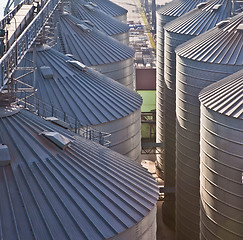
88,2,98,8
83,20,94,27
41,131,72,149
40,66,54,79
212,4,221,11
76,23,91,32
216,20,230,28
66,60,87,72
237,23,243,31
0,144,11,166
197,2,207,9
84,4,94,11
45,117,71,129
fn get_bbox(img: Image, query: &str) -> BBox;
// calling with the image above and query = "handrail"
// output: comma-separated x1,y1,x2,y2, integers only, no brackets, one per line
15,93,111,147
0,0,61,90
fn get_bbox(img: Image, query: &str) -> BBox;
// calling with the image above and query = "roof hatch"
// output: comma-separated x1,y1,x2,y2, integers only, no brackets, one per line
41,131,72,149
0,144,11,166
40,66,54,79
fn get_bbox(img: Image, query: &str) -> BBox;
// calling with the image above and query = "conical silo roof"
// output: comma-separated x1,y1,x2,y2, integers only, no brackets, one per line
56,13,134,89
155,0,205,180
160,0,233,229
70,0,130,44
199,69,243,118
16,45,142,161
176,12,243,64
82,0,128,22
175,12,243,240
199,70,243,240
0,107,158,240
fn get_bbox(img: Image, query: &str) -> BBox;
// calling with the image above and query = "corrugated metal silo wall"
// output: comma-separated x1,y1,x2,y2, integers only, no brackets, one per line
93,109,141,162
175,57,242,240
91,57,134,90
110,205,157,240
156,12,176,178
112,32,130,46
200,105,243,240
114,14,127,23
162,30,192,228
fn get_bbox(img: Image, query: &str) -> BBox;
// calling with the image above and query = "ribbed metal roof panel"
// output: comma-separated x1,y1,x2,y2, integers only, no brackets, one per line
176,12,243,65
199,69,243,119
164,0,233,35
83,0,128,17
71,0,129,36
57,14,133,66
0,109,158,240
157,0,205,17
16,46,141,126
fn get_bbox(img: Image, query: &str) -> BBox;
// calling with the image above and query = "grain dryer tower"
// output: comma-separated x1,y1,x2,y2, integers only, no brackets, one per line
70,0,130,45
0,105,158,240
56,13,134,89
199,70,243,240
161,0,233,229
156,0,204,178
15,45,142,162
175,13,243,239
82,0,128,22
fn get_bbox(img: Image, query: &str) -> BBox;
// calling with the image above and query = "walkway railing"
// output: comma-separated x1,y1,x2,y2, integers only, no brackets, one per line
15,93,111,147
0,0,60,90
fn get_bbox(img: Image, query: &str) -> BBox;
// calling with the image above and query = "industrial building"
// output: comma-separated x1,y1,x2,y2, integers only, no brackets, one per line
0,0,242,239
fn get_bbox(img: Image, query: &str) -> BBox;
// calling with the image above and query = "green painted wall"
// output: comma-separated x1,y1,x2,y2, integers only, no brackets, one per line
137,90,156,112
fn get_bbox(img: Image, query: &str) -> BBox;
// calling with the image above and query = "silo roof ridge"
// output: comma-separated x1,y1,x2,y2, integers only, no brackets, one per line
157,0,206,17
175,12,243,65
0,109,158,240
71,0,129,36
58,13,134,66
199,69,243,119
164,0,233,35
16,47,141,127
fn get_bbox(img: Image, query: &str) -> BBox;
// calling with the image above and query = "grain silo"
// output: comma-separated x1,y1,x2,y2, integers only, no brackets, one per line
199,70,243,240
0,105,158,240
156,0,205,179
56,13,134,89
175,13,243,240
70,0,130,45
82,0,128,22
15,45,142,162
161,0,233,229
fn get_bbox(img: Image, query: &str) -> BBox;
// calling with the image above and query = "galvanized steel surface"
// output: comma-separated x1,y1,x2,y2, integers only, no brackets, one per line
156,0,204,179
15,46,142,160
199,70,243,239
82,0,128,22
0,108,158,240
56,14,134,89
71,0,129,44
175,13,243,240
161,0,233,229
175,12,243,64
